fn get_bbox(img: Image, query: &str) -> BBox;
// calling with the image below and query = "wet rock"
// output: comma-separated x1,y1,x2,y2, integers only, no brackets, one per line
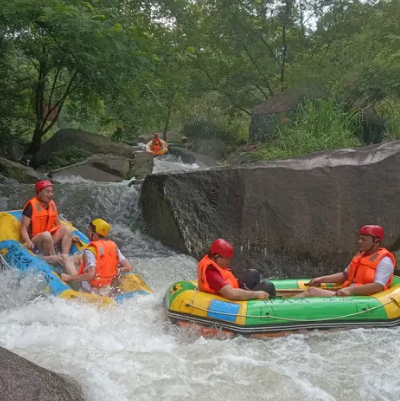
130,151,154,180
0,139,26,162
189,138,227,160
49,155,128,182
0,346,85,401
140,140,400,277
0,156,45,184
49,152,153,182
33,129,134,167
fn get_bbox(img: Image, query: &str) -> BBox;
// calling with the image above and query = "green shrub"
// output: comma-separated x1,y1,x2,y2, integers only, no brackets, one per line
250,99,361,161
376,99,400,140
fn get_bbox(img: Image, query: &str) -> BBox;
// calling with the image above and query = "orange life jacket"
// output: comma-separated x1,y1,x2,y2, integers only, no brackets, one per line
197,255,238,294
25,197,59,237
78,240,119,288
151,139,162,151
342,248,396,290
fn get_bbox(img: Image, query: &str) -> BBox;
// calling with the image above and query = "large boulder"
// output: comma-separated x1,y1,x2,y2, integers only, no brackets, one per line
0,346,84,401
249,86,328,144
33,129,134,167
0,139,25,162
189,138,227,160
0,156,45,184
140,140,400,278
49,152,153,182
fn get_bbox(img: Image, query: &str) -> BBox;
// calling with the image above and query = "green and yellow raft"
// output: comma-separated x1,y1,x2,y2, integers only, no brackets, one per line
164,278,400,337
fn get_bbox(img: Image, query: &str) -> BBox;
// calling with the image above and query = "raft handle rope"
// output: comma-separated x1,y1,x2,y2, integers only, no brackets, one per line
185,291,399,322
0,252,13,270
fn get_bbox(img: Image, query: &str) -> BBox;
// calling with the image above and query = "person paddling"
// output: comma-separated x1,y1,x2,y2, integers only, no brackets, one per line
295,225,395,298
197,239,275,301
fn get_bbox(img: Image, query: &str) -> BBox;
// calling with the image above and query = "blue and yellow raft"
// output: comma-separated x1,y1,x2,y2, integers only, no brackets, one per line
0,210,152,305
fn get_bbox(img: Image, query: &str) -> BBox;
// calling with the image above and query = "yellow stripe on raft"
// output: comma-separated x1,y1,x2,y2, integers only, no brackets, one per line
371,285,400,320
59,289,115,306
0,212,21,242
170,290,247,326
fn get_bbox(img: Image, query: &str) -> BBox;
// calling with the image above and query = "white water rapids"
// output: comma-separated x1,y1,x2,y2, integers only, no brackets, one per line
1,157,399,401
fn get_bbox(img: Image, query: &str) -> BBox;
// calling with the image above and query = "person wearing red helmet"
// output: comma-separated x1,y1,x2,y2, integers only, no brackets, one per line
296,225,396,298
197,238,275,300
20,180,74,256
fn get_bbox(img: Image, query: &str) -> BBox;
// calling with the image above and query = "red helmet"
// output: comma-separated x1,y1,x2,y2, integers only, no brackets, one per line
35,180,53,193
210,239,234,258
359,225,384,242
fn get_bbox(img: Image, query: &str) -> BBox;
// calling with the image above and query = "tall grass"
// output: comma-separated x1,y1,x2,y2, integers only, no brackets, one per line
376,99,400,140
250,99,361,161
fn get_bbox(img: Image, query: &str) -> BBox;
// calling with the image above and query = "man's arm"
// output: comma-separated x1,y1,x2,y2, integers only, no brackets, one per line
336,257,394,296
118,250,133,273
309,272,347,286
337,283,383,296
20,215,33,248
61,267,96,282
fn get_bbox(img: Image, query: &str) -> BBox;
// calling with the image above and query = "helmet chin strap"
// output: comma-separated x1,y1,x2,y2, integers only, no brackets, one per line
364,238,379,254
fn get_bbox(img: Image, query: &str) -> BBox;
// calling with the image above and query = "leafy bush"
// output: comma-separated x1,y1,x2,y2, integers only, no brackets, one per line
39,147,92,171
250,99,361,161
376,99,400,140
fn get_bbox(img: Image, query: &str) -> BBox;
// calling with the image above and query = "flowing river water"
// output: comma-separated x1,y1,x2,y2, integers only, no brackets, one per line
1,155,399,401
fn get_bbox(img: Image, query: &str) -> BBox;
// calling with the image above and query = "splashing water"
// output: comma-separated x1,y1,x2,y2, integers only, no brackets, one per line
1,160,399,401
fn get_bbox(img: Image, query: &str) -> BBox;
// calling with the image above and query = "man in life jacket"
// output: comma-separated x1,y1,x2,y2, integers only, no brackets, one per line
150,133,162,153
60,218,133,292
197,239,275,301
20,180,74,256
296,225,396,298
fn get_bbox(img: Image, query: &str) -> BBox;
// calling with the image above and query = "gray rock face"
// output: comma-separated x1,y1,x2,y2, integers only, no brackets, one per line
0,346,85,401
140,141,400,277
0,156,46,184
49,152,154,182
33,129,134,167
49,154,132,182
189,138,227,160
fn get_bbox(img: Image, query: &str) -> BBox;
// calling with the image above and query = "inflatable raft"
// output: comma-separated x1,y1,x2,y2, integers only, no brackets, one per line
164,278,400,337
146,139,168,156
0,211,152,305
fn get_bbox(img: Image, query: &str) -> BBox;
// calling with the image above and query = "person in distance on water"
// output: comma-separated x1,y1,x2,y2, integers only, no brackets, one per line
61,218,134,293
21,180,75,256
197,239,275,300
295,225,395,298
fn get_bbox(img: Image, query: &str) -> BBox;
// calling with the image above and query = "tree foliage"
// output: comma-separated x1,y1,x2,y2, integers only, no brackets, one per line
0,0,400,155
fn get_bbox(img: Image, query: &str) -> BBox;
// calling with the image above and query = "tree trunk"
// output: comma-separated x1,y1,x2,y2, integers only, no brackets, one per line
27,126,44,155
163,102,172,141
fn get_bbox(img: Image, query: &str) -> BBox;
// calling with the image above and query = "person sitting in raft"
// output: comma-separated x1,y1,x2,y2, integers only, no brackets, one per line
61,218,133,292
150,133,163,153
295,225,395,298
197,239,275,301
21,180,75,256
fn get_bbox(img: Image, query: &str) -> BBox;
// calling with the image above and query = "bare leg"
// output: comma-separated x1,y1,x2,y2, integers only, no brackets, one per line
293,287,337,298
32,231,56,256
42,255,63,266
52,225,73,255
60,254,77,275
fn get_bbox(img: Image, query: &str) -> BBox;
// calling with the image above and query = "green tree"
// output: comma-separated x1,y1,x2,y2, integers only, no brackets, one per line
0,0,154,154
